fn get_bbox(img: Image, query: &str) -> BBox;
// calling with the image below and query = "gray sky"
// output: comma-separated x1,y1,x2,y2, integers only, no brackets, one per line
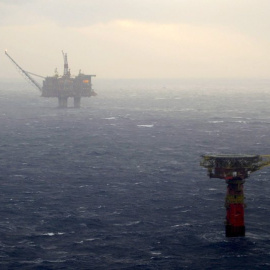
1,0,270,79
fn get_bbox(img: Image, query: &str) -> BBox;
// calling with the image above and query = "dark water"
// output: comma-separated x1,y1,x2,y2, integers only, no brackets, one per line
1,79,270,269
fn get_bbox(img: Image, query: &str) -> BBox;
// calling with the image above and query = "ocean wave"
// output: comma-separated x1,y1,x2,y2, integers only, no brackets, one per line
137,124,154,128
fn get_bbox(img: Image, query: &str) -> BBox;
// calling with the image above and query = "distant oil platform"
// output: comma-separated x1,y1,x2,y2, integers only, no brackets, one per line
200,154,270,237
5,51,96,108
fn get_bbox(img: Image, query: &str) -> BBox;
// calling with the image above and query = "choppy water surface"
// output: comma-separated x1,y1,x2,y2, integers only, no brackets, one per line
1,79,270,269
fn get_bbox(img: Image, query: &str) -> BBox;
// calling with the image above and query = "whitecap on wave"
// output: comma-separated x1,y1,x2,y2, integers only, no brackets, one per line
102,117,116,120
171,223,191,228
245,232,270,240
42,232,65,236
113,221,141,226
137,124,154,128
150,251,162,255
208,121,224,124
231,120,247,124
200,231,226,243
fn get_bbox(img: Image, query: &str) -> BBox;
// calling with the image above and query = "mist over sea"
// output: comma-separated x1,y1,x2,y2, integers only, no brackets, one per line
1,79,270,269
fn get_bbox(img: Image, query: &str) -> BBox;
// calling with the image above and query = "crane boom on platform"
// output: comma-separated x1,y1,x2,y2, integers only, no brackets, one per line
26,71,45,79
5,50,42,92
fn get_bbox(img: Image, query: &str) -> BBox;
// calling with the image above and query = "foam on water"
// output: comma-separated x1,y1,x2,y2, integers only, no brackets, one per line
137,124,154,128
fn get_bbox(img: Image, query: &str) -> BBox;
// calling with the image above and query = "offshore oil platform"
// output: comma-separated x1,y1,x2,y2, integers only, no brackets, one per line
200,154,270,237
5,50,96,108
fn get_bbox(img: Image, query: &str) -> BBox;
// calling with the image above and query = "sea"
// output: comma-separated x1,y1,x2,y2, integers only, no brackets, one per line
1,79,270,269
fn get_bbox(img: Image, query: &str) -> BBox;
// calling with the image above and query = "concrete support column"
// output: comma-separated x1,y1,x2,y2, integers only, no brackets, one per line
225,179,245,237
58,97,68,108
74,97,81,108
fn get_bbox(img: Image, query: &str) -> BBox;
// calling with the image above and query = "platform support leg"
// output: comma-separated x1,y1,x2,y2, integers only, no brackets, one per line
225,179,245,237
58,97,68,108
74,97,81,108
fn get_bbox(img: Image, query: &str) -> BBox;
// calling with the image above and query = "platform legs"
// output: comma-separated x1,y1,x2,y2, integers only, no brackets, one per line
74,97,81,108
57,97,82,108
58,97,68,108
225,179,245,237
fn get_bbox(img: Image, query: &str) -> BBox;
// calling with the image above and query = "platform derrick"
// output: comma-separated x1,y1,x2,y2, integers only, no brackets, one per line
200,154,270,237
5,50,96,108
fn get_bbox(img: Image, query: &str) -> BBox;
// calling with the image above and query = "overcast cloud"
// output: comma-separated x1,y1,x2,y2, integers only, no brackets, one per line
1,1,270,79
